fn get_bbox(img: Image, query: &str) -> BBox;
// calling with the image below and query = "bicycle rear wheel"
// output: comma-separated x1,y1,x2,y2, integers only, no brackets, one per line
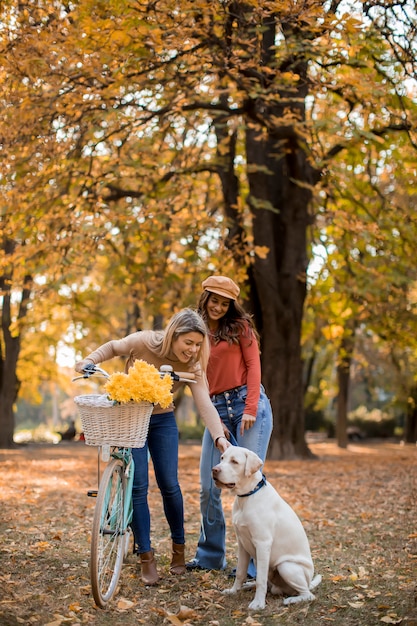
90,457,127,607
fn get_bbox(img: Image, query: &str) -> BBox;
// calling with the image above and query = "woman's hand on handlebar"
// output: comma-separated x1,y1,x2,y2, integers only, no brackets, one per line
72,362,109,381
74,359,95,373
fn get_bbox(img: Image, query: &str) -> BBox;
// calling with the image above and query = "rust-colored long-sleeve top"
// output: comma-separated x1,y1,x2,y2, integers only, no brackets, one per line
207,323,261,417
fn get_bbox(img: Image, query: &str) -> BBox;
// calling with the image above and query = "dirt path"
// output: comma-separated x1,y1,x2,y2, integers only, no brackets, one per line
0,440,416,626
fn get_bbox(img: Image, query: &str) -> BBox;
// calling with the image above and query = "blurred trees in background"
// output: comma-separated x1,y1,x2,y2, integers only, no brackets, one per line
1,0,417,452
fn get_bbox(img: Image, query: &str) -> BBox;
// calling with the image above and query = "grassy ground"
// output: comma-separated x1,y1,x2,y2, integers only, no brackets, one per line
0,440,416,626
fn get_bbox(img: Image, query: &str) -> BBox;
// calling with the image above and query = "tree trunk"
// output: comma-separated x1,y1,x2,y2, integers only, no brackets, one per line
0,380,18,448
215,114,315,458
335,329,356,449
0,247,32,448
242,27,317,457
245,126,315,459
336,361,350,449
212,7,321,459
0,295,22,448
405,385,417,443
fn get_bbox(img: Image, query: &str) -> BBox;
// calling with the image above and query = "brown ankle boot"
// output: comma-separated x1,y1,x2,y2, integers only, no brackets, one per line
139,550,159,585
170,542,186,575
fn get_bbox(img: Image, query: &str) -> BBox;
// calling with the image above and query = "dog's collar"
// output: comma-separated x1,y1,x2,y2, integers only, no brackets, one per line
237,474,267,498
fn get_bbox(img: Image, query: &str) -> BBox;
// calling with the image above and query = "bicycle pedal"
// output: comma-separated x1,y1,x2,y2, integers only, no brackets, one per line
87,490,98,498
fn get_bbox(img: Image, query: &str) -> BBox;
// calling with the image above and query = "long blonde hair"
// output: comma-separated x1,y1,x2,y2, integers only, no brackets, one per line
146,308,210,371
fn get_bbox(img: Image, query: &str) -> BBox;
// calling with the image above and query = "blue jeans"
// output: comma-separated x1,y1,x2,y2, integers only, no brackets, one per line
131,411,184,554
193,385,273,570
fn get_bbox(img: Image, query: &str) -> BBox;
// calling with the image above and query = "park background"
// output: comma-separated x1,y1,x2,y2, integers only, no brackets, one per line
1,0,417,454
0,2,417,625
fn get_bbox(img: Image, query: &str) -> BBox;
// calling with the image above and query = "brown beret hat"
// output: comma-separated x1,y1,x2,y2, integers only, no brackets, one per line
202,275,240,301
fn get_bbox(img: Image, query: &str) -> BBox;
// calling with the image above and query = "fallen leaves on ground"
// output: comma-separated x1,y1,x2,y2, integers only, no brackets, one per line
0,440,416,626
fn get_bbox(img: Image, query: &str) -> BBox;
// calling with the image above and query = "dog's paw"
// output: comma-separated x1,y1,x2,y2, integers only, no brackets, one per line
283,592,315,605
222,587,238,596
248,597,266,611
242,580,256,590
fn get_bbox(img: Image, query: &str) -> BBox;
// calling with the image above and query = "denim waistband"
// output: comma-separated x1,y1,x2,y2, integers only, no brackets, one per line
210,385,246,403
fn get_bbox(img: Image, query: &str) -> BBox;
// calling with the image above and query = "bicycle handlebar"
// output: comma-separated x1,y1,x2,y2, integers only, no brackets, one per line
168,371,196,383
72,364,196,384
159,364,196,383
72,365,109,381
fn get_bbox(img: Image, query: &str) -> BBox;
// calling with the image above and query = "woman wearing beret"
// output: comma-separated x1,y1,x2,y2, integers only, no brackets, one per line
186,276,273,574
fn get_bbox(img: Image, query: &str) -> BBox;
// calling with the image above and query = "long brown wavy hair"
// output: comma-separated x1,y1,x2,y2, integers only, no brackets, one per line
197,291,259,346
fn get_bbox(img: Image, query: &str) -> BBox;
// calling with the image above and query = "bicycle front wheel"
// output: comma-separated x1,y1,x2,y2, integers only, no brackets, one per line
90,457,127,607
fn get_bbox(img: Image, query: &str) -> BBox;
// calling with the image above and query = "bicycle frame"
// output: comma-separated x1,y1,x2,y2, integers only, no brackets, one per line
112,447,135,536
93,447,135,543
73,362,196,607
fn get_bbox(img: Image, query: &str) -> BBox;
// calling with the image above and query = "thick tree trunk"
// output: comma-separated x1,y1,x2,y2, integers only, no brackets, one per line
215,120,315,458
0,257,31,448
214,5,321,459
404,409,417,443
245,126,315,459
217,8,317,459
335,325,356,449
0,384,18,448
0,316,21,448
405,385,417,443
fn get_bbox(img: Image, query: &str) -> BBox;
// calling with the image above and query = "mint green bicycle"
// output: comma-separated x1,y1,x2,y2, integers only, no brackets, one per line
73,364,194,608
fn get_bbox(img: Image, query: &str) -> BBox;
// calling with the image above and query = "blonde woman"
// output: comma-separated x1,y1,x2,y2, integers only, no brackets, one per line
75,309,230,585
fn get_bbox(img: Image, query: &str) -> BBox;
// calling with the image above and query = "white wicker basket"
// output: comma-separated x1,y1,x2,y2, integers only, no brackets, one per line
74,394,153,448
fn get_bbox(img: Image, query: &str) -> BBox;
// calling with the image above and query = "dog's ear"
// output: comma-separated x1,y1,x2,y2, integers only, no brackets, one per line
244,450,263,477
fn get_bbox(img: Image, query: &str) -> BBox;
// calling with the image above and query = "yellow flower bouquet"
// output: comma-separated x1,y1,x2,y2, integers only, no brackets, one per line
104,359,174,408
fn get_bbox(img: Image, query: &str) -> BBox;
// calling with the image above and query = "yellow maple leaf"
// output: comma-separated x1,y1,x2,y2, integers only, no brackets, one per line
254,245,270,259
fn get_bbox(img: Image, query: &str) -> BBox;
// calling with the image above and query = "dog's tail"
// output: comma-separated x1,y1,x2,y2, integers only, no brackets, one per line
310,574,322,590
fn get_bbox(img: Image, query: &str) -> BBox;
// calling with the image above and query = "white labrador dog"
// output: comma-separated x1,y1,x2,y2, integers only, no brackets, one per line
212,446,321,611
